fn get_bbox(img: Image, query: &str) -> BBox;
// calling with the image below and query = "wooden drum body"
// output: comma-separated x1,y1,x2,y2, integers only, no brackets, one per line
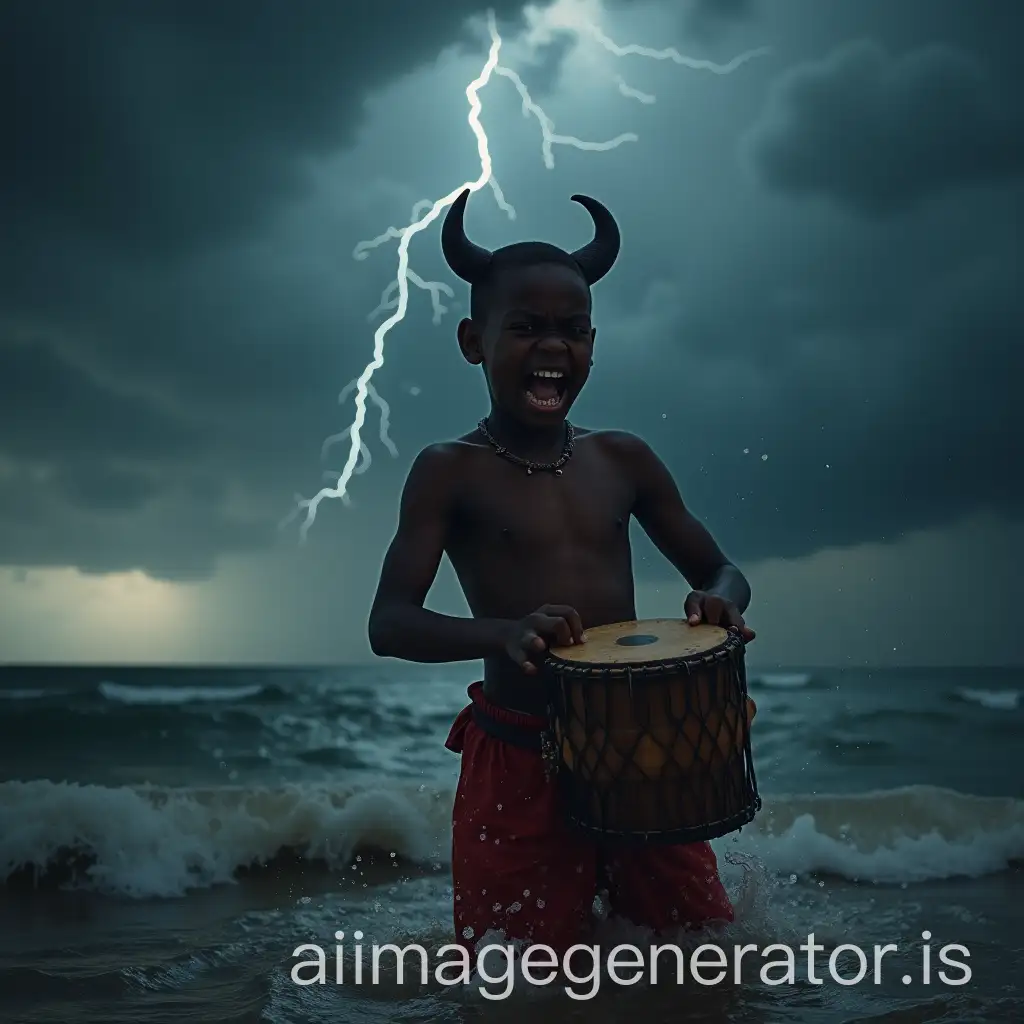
544,619,761,843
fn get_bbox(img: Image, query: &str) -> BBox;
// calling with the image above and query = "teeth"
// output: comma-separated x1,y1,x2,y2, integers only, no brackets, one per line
533,370,564,378
526,393,562,407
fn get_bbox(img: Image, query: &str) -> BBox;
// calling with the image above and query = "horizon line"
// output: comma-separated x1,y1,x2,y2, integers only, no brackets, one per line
1,660,1022,671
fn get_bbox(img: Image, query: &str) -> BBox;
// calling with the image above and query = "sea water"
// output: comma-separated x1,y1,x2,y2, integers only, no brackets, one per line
1,663,1021,1023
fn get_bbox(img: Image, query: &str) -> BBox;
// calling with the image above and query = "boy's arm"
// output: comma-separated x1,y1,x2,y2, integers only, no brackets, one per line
609,432,753,634
367,445,513,663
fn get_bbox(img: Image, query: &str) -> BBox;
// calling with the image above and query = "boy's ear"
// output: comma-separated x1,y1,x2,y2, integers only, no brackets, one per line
457,318,484,365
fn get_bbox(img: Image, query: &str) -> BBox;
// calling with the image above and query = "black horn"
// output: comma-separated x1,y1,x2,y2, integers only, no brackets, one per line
440,189,492,283
569,194,621,284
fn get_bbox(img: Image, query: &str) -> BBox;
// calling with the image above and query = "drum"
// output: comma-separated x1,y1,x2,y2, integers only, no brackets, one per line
543,619,760,844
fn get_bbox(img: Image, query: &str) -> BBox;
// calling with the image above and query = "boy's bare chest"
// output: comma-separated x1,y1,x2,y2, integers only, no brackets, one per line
452,457,633,552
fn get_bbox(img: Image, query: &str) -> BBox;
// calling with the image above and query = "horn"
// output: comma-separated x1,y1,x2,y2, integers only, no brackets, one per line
568,194,621,284
440,189,492,283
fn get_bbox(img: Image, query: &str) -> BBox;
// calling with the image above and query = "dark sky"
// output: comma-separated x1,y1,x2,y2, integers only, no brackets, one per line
1,0,1020,664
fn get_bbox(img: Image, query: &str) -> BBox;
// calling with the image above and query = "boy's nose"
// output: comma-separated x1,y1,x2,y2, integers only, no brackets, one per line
536,331,570,350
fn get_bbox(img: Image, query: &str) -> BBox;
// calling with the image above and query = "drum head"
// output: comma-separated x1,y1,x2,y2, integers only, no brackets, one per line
548,619,729,667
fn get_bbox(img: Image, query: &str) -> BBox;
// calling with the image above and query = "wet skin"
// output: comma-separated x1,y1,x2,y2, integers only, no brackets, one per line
368,262,752,715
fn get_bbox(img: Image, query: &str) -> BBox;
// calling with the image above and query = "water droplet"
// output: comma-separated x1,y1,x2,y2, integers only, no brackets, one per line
761,453,768,461
462,926,475,939
496,803,503,811
743,448,749,454
536,898,546,909
492,903,502,912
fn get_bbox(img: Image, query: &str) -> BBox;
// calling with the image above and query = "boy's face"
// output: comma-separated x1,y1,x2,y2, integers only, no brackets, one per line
458,262,596,425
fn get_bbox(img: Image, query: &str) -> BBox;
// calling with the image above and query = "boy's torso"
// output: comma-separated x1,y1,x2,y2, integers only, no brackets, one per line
445,428,640,714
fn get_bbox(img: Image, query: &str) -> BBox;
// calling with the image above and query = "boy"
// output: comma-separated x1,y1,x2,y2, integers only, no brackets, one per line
368,189,755,956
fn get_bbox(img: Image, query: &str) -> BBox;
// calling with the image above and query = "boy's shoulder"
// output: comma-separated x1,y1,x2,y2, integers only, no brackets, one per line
579,427,656,459
414,430,486,460
404,434,486,480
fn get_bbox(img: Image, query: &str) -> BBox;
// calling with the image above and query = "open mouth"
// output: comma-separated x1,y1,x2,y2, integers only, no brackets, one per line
524,369,568,411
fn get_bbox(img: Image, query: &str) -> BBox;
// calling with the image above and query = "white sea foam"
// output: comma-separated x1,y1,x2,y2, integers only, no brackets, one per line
1,779,1021,899
750,673,813,689
729,786,1024,884
98,681,266,705
0,778,452,897
954,687,1020,711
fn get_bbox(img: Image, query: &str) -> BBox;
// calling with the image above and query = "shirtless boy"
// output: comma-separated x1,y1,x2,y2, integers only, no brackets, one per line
368,189,755,956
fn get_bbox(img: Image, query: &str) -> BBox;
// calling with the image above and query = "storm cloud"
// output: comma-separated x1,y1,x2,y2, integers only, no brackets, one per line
0,0,1020,661
745,38,1024,215
1,0,542,259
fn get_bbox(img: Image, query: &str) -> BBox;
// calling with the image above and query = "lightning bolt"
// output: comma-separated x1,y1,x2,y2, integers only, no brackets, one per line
285,4,768,540
585,23,770,73
614,75,657,105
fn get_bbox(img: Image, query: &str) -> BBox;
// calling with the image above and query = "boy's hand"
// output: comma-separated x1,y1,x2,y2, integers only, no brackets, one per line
505,605,586,674
684,591,756,643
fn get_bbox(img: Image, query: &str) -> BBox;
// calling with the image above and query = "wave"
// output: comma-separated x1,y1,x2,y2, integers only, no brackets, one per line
735,786,1024,884
749,672,813,689
0,688,56,701
954,687,1020,711
2,779,1021,899
97,681,271,706
0,778,452,898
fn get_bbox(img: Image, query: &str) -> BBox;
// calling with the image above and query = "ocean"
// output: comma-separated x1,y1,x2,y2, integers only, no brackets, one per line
0,662,1021,1023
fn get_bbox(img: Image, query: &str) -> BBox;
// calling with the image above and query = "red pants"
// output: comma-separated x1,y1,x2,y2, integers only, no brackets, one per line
445,682,734,955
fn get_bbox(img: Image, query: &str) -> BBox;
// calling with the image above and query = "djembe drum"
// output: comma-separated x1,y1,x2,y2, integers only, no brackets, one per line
543,619,760,843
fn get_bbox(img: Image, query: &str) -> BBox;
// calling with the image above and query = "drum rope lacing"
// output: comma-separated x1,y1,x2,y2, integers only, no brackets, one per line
543,630,761,843
477,417,575,475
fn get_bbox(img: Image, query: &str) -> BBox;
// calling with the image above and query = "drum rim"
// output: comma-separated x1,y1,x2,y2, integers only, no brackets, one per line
544,623,744,675
562,796,762,845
